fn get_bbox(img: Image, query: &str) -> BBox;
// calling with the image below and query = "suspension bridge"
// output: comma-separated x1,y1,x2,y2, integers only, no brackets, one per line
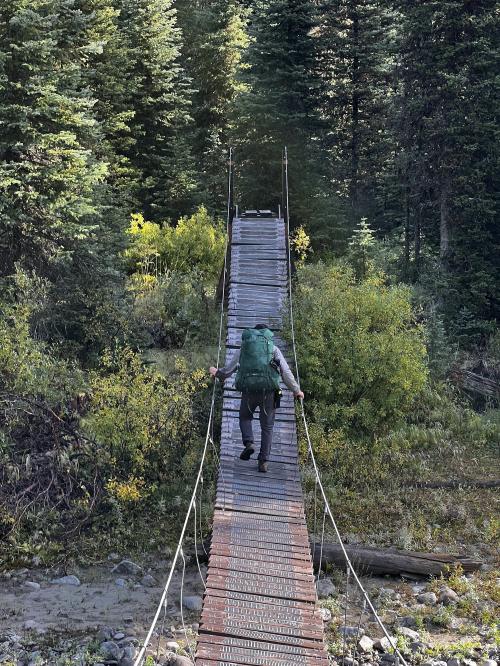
196,210,327,665
133,151,407,666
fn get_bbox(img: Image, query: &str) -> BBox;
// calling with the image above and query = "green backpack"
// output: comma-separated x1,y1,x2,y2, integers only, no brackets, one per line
235,328,281,393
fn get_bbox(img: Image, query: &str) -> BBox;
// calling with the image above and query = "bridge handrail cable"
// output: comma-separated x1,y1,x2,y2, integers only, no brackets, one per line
133,148,234,666
283,146,409,666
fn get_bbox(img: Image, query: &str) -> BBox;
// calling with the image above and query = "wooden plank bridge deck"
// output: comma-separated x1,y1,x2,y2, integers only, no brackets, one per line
196,216,328,665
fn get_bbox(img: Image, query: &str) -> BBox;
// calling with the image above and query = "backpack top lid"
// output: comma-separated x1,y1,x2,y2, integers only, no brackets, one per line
241,327,274,342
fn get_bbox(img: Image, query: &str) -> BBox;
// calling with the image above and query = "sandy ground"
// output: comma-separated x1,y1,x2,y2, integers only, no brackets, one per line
0,556,205,640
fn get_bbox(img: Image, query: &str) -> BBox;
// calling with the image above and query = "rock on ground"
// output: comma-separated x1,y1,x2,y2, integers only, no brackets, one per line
316,577,336,598
100,640,122,661
51,575,81,586
182,595,203,612
358,636,374,653
417,591,438,605
112,560,143,576
141,574,156,587
170,656,194,666
340,626,365,639
319,608,332,622
374,637,395,652
439,586,459,605
398,627,420,641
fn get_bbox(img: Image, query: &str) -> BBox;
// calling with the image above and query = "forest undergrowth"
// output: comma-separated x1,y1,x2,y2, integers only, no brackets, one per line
0,0,498,621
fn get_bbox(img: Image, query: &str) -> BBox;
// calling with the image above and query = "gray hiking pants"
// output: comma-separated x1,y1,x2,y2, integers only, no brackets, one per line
239,391,276,462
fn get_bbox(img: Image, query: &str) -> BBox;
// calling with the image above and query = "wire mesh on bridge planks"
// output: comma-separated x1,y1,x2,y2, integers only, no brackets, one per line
196,217,328,665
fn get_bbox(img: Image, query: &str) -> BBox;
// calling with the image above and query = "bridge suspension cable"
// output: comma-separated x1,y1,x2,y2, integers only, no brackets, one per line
133,147,234,666
283,146,409,666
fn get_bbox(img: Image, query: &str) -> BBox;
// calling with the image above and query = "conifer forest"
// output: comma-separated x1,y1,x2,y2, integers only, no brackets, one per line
0,1,498,665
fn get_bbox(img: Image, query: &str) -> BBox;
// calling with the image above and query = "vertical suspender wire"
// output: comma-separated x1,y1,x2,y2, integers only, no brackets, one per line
133,148,233,666
353,598,367,665
214,146,233,515
154,594,168,662
283,147,408,666
199,475,208,557
341,566,351,666
311,476,319,568
193,498,206,590
316,503,327,587
179,546,195,662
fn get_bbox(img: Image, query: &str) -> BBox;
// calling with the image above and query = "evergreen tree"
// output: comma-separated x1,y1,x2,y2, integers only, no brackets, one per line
395,0,499,335
320,0,396,230
0,0,108,280
176,0,248,212
80,0,139,213
234,0,329,227
116,0,195,222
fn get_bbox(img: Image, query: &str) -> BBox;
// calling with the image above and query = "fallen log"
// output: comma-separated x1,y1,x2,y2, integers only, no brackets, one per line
312,542,482,578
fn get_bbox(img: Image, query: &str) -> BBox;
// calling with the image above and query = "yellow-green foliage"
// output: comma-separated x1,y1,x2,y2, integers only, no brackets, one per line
125,206,226,282
291,225,312,266
293,262,428,437
0,302,80,401
84,348,208,488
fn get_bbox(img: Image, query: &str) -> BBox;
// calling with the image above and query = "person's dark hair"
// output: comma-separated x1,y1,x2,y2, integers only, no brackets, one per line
254,324,268,330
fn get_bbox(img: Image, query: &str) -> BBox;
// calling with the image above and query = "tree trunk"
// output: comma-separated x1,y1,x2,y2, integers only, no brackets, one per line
414,208,421,277
350,9,360,216
440,177,451,268
404,175,411,273
312,542,482,578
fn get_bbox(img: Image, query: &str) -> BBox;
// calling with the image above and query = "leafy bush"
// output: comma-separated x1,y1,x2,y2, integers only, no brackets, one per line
127,270,218,347
293,262,428,439
0,297,82,404
0,317,210,561
84,347,208,482
125,206,226,283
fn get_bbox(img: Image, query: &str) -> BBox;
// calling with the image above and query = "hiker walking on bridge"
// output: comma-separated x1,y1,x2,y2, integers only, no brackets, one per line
210,324,304,473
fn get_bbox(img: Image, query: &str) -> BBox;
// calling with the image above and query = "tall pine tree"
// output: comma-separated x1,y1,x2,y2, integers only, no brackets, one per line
176,0,248,212
395,0,499,336
320,0,396,232
0,0,108,279
234,0,329,227
113,0,195,222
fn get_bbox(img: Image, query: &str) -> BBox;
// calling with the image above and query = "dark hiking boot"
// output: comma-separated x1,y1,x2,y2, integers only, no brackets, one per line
258,461,268,473
240,441,255,460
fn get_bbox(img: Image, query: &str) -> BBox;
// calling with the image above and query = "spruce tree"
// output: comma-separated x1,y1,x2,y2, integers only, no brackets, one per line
320,0,396,228
176,0,248,212
0,0,108,280
395,0,499,335
234,0,328,226
116,0,195,222
80,0,139,213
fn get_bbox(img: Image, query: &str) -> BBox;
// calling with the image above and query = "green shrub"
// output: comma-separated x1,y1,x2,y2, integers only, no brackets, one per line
127,270,218,347
125,206,226,283
293,262,428,438
84,347,208,483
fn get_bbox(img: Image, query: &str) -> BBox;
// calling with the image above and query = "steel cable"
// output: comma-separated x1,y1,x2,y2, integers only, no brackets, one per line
133,148,233,666
179,546,196,662
283,146,407,666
